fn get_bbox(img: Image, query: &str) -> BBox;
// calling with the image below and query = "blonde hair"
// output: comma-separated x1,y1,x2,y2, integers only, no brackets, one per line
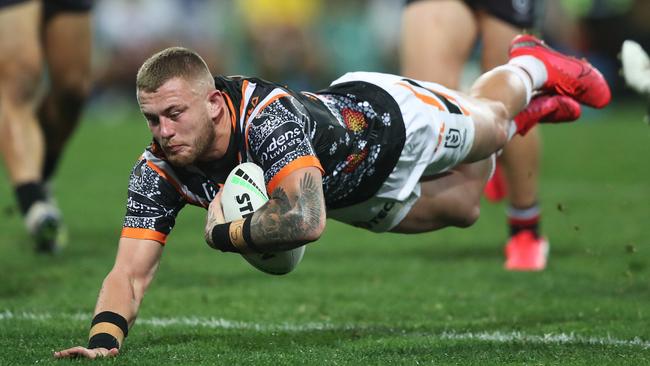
136,47,213,93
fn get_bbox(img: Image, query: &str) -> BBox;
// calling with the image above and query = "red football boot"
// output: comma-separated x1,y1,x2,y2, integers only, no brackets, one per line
509,34,611,109
514,94,582,135
504,230,549,271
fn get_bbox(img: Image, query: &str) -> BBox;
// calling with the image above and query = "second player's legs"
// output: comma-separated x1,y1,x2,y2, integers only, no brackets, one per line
400,0,477,86
39,10,92,181
0,1,44,189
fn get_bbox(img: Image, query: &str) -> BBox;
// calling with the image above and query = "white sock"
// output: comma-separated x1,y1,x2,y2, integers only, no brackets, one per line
506,204,541,220
508,55,548,90
489,64,534,104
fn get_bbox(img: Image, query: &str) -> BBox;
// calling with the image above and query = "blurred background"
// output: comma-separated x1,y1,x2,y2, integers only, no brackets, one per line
1,2,649,363
90,0,650,111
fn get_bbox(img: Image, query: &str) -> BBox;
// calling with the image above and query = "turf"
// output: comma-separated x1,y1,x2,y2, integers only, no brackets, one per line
0,102,648,365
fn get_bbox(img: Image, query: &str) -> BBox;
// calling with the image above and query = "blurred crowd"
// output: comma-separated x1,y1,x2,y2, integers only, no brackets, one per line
90,0,649,107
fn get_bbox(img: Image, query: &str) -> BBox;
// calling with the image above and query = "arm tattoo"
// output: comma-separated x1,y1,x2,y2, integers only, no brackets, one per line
204,208,220,245
299,173,322,230
251,172,323,250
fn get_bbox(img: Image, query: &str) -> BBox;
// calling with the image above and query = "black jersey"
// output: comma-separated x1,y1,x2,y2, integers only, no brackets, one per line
122,75,405,244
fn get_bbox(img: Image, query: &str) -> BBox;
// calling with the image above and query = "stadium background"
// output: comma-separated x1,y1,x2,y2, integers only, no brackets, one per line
1,0,649,364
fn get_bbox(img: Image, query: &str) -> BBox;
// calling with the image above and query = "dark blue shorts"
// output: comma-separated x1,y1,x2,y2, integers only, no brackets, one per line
404,0,536,29
0,0,92,20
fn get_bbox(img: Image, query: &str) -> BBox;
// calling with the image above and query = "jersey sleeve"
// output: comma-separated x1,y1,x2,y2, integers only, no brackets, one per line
246,95,324,193
121,157,186,245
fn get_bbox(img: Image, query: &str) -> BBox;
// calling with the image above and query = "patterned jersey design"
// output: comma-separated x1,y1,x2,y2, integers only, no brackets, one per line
246,96,317,186
121,75,405,244
312,83,404,208
123,158,186,239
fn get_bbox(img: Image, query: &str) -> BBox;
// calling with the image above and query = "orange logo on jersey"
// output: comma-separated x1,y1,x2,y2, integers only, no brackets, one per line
342,108,367,133
343,148,368,173
246,96,260,120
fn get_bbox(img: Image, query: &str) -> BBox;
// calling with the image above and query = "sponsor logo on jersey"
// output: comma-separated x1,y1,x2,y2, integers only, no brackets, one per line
127,196,160,215
353,202,396,230
259,122,303,162
444,128,462,148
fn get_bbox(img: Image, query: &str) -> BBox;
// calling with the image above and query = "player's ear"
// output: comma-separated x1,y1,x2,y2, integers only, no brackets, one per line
207,89,225,119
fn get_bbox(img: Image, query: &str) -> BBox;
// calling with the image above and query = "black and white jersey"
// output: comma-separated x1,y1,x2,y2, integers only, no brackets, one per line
122,75,405,244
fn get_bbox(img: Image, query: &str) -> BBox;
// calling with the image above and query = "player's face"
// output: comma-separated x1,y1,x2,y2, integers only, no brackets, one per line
138,77,218,166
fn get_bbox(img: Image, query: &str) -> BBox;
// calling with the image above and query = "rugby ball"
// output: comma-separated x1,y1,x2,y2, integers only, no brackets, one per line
220,162,305,275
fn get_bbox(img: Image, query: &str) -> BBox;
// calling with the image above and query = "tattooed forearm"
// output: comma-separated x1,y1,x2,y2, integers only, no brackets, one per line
254,187,292,243
299,173,322,230
204,208,220,245
251,172,324,251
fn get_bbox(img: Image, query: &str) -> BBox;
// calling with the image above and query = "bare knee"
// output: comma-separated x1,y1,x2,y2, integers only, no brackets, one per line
448,204,480,228
42,73,92,132
51,73,92,107
394,194,481,233
418,199,480,230
0,56,42,103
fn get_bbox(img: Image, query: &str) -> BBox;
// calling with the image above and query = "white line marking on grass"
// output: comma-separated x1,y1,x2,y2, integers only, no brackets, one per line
440,330,650,349
2,310,649,349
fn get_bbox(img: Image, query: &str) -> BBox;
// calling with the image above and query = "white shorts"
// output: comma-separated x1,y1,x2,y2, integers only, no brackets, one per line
327,72,477,232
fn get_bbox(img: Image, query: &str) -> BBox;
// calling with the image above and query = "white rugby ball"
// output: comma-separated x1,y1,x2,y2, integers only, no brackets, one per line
220,162,305,275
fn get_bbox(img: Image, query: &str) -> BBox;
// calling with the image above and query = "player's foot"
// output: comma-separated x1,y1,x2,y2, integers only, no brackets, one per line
514,94,582,135
24,201,66,254
484,162,507,202
504,230,549,271
510,34,611,108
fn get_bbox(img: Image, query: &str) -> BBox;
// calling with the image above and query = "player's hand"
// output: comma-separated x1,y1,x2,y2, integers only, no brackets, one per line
205,190,226,245
53,346,119,359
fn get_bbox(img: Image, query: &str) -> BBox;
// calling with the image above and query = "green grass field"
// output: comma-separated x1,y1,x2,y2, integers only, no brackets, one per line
1,101,649,365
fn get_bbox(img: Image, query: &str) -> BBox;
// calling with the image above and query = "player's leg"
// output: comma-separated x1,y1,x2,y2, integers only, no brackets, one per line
389,69,529,233
457,64,531,162
0,1,63,252
39,3,92,182
397,0,510,233
391,159,492,233
400,0,477,87
477,9,546,270
391,35,590,233
390,89,582,234
0,0,43,186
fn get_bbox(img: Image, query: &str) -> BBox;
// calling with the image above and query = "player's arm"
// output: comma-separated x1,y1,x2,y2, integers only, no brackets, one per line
249,166,326,251
206,166,326,253
53,237,163,359
206,93,326,253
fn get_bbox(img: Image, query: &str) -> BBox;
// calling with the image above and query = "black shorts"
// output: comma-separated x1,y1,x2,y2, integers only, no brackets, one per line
404,0,537,29
0,0,92,20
